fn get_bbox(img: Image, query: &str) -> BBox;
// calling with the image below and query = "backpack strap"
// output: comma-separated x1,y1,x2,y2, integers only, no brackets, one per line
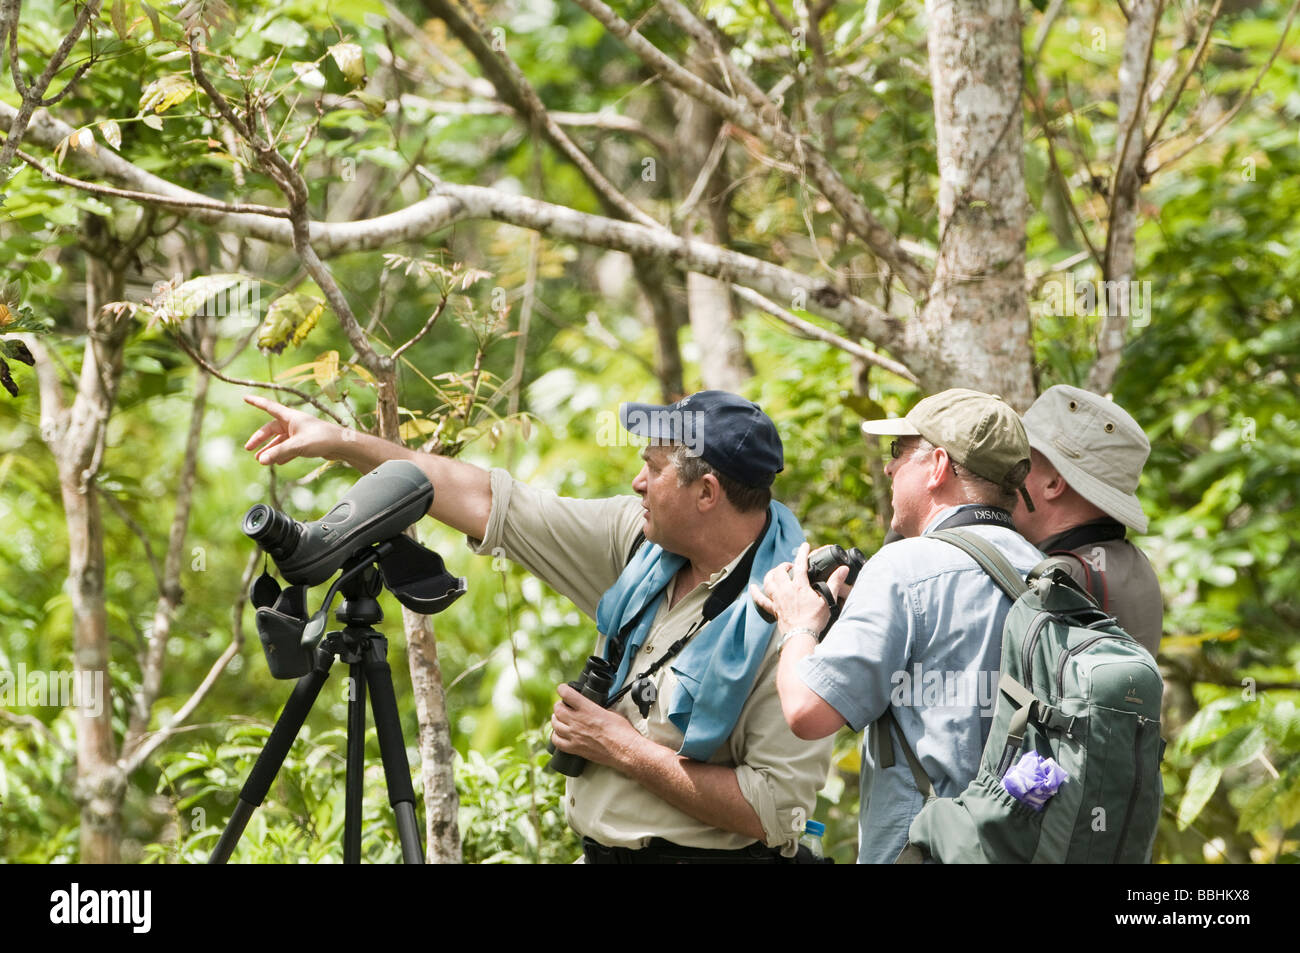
873,708,937,800
929,529,1028,600
1046,549,1109,611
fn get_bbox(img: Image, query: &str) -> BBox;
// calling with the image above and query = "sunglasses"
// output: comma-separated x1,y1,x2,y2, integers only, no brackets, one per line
891,438,960,477
889,439,917,459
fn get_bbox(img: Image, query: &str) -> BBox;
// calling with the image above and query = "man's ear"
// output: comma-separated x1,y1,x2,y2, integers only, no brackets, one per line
926,446,952,492
697,472,723,512
1039,463,1070,503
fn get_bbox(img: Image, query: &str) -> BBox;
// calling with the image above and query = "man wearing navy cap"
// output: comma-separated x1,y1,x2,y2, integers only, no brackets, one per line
244,390,831,862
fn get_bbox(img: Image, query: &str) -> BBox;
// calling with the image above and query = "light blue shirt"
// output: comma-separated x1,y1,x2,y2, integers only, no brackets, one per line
797,505,1044,863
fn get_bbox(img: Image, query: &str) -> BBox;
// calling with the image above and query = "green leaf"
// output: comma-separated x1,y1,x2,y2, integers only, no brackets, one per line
328,42,366,87
1176,759,1222,830
1209,725,1266,769
154,274,255,325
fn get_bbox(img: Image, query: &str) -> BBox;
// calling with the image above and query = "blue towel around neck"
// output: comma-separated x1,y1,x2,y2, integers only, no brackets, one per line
594,501,805,761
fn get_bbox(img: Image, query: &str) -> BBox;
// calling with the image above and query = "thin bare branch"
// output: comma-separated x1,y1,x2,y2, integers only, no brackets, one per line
0,0,102,171
391,293,450,361
170,331,346,424
0,708,67,753
675,122,730,226
1026,88,1104,268
419,0,661,230
1146,0,1223,148
734,286,918,383
3,138,292,217
571,0,932,298
122,546,257,772
98,487,165,592
1152,0,1300,174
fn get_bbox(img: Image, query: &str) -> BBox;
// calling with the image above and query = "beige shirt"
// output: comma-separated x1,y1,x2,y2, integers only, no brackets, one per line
468,468,833,854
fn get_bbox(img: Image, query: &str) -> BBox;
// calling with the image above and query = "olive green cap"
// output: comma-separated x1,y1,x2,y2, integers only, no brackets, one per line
862,388,1032,493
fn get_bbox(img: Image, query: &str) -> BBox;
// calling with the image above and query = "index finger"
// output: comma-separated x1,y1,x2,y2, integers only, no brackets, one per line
790,541,811,584
243,393,291,417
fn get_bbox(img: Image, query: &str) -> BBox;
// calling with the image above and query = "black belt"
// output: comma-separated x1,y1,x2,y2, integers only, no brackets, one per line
581,836,784,864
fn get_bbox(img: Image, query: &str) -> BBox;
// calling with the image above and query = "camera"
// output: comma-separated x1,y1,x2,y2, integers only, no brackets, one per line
757,544,867,635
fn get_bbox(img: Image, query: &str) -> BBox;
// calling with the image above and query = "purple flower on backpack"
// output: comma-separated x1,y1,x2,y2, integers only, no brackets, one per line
1003,752,1069,811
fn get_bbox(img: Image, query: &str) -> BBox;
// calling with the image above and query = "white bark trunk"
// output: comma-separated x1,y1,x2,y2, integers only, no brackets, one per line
915,0,1034,409
1090,0,1160,395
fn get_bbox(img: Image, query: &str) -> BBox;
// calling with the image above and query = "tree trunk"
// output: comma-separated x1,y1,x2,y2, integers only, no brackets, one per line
53,245,132,863
1090,0,1160,395
915,0,1035,409
630,257,686,401
373,367,463,862
675,49,752,392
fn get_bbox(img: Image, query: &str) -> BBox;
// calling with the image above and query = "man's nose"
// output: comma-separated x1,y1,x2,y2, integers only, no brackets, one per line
632,465,648,493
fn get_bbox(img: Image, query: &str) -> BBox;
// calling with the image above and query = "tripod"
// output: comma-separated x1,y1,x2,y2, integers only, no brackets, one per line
210,563,425,864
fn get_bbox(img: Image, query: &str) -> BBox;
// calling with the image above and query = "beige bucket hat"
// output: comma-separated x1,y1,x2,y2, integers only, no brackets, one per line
1021,385,1150,533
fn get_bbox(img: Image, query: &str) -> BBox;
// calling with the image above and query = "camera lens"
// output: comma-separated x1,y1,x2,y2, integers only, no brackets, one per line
242,504,304,562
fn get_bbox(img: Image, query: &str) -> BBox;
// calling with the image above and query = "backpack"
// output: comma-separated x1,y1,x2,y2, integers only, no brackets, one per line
879,528,1164,864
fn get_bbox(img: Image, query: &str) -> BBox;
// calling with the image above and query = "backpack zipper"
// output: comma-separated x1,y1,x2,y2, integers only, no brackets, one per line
1113,715,1149,862
1020,611,1054,694
1055,633,1133,690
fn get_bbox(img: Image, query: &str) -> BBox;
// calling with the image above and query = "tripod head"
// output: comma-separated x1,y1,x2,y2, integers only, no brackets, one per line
246,461,466,679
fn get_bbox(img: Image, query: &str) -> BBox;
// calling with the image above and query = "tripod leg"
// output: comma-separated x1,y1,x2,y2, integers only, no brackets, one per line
209,649,335,864
344,660,367,864
363,635,425,864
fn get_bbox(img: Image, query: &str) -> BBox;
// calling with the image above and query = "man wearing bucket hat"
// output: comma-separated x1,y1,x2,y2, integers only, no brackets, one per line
243,390,831,862
756,388,1046,863
1012,385,1162,656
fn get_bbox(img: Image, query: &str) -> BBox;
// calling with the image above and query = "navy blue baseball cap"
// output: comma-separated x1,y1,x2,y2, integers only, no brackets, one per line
619,390,785,487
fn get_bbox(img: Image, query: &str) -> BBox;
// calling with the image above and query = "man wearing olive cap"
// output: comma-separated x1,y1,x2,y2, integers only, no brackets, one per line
244,389,830,862
1012,385,1162,656
755,388,1045,863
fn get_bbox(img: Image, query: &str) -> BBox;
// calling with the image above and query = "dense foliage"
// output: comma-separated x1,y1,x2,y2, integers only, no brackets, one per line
2,0,1298,863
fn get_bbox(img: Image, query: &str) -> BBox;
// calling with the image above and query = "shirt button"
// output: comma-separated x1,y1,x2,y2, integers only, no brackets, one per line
643,643,654,653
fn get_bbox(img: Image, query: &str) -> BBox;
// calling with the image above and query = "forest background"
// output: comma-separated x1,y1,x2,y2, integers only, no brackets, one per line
1,0,1298,864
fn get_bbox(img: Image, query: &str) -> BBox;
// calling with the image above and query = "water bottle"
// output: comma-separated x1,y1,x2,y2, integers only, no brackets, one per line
799,819,826,860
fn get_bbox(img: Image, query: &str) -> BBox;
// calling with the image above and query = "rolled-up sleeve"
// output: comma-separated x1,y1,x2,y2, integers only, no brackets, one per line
729,653,835,854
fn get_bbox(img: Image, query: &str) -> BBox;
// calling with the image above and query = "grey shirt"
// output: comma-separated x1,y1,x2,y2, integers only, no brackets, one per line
1037,525,1163,657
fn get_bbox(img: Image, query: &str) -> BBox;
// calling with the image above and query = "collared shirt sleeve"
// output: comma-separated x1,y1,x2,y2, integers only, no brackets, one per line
729,649,835,853
466,468,645,618
796,545,917,732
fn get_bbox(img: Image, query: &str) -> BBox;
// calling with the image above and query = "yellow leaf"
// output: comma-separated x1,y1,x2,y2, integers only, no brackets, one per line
140,75,195,114
0,303,11,327
399,418,441,442
312,350,339,388
257,293,325,354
